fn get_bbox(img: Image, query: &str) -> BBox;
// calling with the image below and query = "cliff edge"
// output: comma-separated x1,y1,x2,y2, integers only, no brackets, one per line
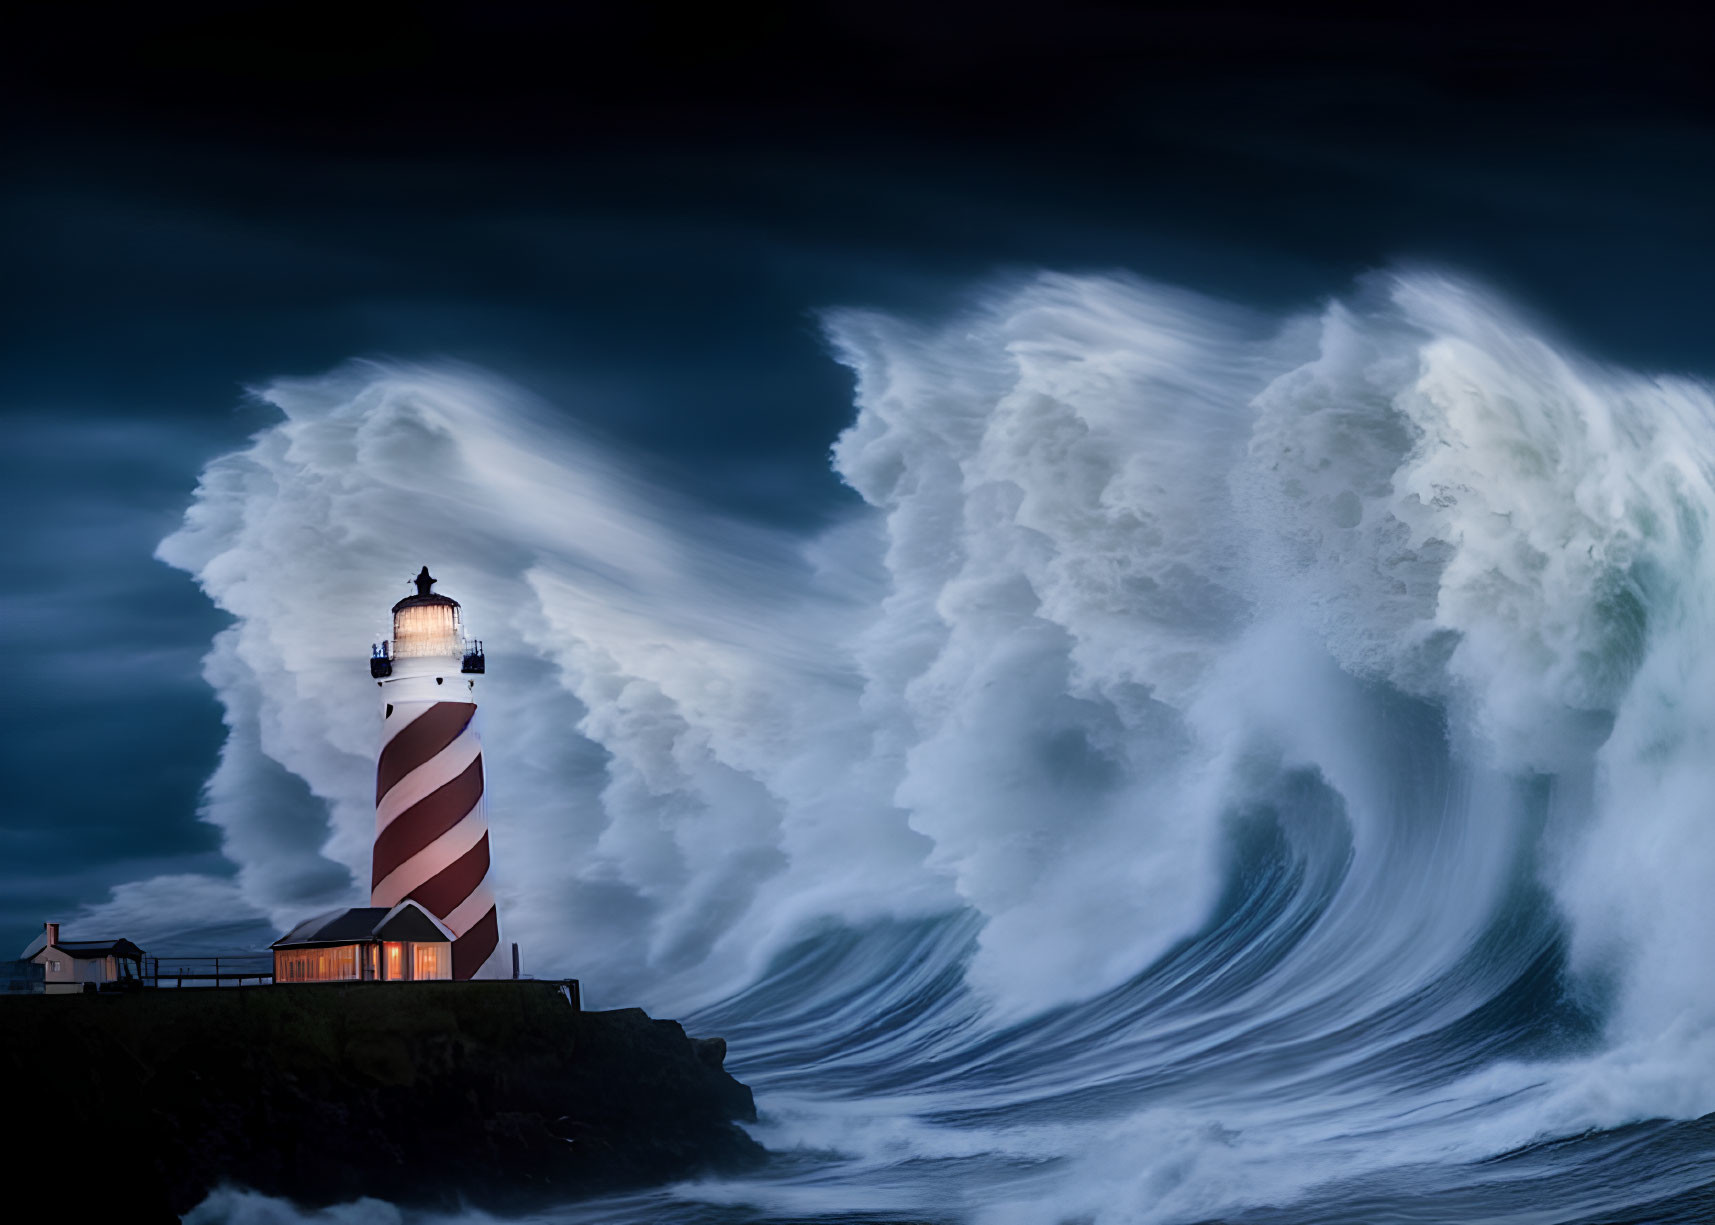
1,981,763,1220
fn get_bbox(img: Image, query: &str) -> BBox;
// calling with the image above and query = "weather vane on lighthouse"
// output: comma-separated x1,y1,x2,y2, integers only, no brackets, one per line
367,567,502,978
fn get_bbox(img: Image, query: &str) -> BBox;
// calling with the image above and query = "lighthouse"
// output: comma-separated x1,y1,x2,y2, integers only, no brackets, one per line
367,567,502,979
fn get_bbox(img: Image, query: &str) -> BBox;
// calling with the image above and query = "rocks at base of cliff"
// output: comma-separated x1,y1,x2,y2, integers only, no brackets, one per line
0,982,764,1222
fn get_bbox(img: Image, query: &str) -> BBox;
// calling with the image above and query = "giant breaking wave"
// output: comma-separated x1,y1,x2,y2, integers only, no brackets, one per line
157,272,1715,1223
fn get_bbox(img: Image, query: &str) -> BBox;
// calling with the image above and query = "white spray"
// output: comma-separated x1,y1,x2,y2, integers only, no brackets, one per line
153,271,1715,1221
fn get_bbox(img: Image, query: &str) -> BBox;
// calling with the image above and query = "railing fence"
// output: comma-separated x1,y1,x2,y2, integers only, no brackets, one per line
147,955,274,987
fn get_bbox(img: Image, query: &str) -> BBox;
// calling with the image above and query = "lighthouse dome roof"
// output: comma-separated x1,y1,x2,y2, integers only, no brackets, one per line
392,592,459,613
391,566,460,614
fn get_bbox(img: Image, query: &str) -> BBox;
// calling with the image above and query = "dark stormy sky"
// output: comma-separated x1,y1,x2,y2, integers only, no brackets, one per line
4,4,1715,954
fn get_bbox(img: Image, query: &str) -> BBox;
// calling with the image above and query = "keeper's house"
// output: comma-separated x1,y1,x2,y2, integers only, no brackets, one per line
272,900,454,983
18,922,146,994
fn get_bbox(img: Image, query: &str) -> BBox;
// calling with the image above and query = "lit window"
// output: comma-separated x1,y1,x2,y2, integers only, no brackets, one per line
412,943,448,980
274,945,360,983
392,604,462,658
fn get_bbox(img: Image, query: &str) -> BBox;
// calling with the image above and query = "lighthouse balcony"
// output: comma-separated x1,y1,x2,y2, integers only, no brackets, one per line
461,641,485,674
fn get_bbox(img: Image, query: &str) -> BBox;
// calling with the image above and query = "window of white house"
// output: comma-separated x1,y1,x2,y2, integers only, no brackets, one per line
48,960,61,972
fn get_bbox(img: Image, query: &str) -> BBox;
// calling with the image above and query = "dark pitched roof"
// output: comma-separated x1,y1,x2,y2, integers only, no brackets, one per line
273,908,390,947
55,939,145,959
374,906,448,944
272,902,451,948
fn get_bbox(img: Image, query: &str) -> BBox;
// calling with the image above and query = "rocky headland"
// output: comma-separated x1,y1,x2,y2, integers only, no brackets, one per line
2,981,762,1221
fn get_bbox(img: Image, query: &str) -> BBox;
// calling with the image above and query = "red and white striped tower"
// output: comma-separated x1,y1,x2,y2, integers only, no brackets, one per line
368,567,503,979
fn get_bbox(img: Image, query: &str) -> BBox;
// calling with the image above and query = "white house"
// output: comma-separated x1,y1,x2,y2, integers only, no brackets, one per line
20,922,147,994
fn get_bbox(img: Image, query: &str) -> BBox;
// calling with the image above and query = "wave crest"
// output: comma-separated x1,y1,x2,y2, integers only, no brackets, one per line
159,270,1715,1219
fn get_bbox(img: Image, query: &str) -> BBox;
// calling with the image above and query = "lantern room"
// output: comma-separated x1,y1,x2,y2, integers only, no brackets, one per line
370,567,485,678
391,565,464,658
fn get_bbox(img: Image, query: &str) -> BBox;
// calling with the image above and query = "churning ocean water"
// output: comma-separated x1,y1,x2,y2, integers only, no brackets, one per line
167,270,1715,1224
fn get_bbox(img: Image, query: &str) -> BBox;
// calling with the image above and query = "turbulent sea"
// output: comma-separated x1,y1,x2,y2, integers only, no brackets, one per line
159,271,1715,1223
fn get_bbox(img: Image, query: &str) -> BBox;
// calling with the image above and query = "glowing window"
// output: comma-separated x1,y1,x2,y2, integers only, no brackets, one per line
412,943,448,980
392,604,462,658
275,945,360,982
